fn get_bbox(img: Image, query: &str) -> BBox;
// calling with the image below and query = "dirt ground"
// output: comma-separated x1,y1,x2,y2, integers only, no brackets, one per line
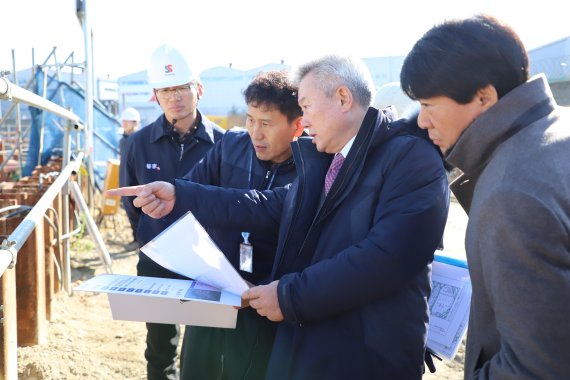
16,201,468,379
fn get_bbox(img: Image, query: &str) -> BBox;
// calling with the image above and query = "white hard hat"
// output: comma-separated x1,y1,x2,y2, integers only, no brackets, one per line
147,44,196,89
120,107,141,122
375,82,419,118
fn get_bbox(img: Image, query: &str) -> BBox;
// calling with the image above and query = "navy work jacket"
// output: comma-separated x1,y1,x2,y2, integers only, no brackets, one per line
119,112,225,250
184,128,297,285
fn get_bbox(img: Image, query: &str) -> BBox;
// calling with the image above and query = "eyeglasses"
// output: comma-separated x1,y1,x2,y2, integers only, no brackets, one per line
155,84,194,99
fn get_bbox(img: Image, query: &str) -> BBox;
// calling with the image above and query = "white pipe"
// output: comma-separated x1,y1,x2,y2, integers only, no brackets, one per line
0,251,14,278
83,0,96,205
70,181,113,274
0,77,83,128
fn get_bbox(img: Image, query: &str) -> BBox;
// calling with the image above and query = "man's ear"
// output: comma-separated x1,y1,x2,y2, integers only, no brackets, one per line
477,85,498,111
337,86,353,111
196,83,204,99
293,117,304,137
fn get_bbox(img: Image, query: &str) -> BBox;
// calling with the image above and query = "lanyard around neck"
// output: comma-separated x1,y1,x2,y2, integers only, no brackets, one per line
248,149,278,190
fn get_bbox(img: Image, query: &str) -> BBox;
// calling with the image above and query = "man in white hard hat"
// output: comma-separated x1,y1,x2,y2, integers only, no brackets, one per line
119,44,225,380
118,106,141,152
120,107,141,135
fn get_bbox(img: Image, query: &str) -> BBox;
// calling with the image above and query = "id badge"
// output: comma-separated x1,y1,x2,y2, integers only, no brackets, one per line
240,232,253,273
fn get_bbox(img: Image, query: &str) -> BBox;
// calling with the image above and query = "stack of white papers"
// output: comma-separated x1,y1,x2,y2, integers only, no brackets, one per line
427,255,472,360
141,211,250,296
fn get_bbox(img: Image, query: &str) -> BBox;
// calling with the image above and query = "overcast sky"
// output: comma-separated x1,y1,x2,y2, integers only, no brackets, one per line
1,0,568,79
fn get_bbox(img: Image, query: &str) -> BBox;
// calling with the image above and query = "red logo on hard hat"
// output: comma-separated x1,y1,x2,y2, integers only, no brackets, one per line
164,64,174,74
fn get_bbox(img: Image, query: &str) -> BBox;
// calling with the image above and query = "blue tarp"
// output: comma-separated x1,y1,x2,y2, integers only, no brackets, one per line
26,67,120,189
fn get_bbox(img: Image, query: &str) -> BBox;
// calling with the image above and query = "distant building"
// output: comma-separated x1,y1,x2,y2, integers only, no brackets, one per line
5,36,568,127
529,36,570,106
116,58,405,126
97,78,119,115
117,70,161,127
199,63,289,116
363,56,405,93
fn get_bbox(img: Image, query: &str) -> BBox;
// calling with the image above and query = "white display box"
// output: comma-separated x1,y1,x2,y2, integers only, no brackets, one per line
75,274,241,328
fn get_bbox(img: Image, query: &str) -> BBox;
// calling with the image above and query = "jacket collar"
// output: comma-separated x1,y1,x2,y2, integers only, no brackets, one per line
446,75,556,177
311,107,387,221
149,110,217,144
292,106,403,206
446,75,556,213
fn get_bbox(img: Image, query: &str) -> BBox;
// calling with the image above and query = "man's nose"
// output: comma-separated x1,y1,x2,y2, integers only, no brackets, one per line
417,109,431,130
251,125,263,140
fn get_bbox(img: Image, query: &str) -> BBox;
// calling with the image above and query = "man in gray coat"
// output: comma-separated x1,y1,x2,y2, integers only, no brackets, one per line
400,14,570,379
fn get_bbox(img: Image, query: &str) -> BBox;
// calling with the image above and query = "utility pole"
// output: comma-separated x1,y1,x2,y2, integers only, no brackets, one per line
76,0,95,207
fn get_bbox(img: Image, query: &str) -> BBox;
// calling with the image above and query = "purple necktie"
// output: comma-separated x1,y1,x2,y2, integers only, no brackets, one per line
324,153,345,195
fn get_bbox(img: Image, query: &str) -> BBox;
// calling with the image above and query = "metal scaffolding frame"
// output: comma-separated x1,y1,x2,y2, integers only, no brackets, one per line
0,75,113,289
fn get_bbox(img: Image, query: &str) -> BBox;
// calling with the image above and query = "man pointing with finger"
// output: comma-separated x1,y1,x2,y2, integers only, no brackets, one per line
109,55,449,379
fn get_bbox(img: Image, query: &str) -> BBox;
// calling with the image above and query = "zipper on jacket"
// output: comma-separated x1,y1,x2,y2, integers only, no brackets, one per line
179,143,184,161
275,153,305,271
260,169,271,189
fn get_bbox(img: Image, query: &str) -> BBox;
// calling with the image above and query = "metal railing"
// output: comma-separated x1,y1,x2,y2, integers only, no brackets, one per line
0,76,112,290
0,152,83,276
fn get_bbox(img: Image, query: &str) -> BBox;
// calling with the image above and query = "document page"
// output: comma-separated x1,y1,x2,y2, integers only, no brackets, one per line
141,211,250,296
427,255,472,360
75,273,242,306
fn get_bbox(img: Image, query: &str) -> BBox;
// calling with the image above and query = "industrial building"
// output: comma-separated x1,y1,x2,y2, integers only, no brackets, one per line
529,36,570,106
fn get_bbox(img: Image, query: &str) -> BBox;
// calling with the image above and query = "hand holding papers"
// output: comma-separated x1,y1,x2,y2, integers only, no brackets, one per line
141,211,250,296
75,210,249,328
426,255,472,360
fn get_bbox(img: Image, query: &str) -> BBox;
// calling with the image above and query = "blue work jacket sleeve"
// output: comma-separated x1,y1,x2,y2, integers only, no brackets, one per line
119,136,141,232
173,178,288,236
277,138,449,324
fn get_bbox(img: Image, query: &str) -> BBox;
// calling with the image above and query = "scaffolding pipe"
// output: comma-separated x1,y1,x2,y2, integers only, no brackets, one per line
11,49,23,177
82,0,96,207
0,76,83,129
0,46,58,126
0,72,35,126
37,67,49,167
70,181,113,273
0,122,32,173
61,118,72,293
0,152,84,277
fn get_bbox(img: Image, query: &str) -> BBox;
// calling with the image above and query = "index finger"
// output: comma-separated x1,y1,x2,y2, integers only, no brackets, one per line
105,185,145,197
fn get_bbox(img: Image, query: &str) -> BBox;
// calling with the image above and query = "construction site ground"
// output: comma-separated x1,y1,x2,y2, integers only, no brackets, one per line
17,202,467,379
